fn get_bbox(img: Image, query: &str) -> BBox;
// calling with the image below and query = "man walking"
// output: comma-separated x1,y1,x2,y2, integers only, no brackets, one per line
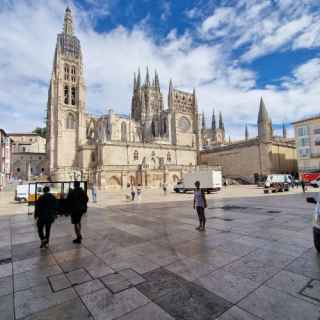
193,181,207,231
91,183,97,203
67,181,89,244
35,186,57,248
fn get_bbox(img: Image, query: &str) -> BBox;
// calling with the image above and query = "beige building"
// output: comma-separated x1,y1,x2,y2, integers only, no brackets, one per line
47,8,200,189
9,133,47,180
292,115,320,173
0,129,12,187
201,98,297,183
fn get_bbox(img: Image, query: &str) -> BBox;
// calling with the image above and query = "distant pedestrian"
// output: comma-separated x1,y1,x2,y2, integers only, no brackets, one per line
193,181,207,231
131,184,136,201
91,184,97,203
163,182,167,195
34,186,57,248
301,179,306,193
67,181,89,244
136,184,142,201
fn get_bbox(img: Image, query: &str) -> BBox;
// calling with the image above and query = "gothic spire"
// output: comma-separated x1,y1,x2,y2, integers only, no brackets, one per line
155,70,160,90
211,109,216,131
63,7,74,36
193,89,198,110
245,124,249,141
258,97,269,123
145,67,150,87
202,112,206,129
282,122,287,138
137,69,141,89
219,112,224,130
168,79,173,110
133,73,137,92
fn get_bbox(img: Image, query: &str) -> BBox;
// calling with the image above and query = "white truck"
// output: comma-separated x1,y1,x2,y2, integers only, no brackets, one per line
174,170,222,194
263,174,293,193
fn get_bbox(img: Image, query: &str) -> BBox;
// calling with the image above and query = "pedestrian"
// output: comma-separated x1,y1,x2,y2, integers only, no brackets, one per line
131,184,136,201
91,183,97,203
136,184,142,201
163,182,167,195
301,179,306,193
193,180,207,231
67,181,89,244
34,186,57,248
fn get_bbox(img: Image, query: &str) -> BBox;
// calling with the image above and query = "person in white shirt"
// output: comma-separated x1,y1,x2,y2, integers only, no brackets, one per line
193,181,207,231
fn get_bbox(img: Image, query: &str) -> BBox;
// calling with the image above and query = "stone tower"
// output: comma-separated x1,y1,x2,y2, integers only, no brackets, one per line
131,68,164,141
47,7,86,179
257,97,272,140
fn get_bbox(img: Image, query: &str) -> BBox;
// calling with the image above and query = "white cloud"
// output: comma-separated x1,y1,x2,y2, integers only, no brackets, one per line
0,0,320,141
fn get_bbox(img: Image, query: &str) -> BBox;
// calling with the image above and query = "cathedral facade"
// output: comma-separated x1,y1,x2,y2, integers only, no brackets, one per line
47,8,200,189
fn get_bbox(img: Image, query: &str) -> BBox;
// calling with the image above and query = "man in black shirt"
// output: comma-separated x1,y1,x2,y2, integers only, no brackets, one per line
35,186,57,248
67,181,89,244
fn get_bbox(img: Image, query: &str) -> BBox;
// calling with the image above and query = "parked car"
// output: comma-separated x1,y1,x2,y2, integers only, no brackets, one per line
306,196,320,252
309,177,320,188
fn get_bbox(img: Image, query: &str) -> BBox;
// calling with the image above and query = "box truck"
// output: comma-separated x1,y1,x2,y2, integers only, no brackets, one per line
174,170,222,193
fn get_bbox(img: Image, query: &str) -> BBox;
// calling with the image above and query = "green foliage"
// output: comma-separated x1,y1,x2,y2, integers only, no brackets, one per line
32,127,47,138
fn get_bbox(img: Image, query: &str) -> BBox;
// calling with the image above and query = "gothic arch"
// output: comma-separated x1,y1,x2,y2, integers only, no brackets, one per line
66,113,76,129
108,176,121,187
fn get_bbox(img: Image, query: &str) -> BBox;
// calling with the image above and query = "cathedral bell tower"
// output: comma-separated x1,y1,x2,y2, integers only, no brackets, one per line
47,7,86,179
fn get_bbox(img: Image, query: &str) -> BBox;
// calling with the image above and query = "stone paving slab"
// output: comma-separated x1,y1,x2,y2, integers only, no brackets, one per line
21,298,92,320
238,285,320,320
0,191,319,319
82,287,149,320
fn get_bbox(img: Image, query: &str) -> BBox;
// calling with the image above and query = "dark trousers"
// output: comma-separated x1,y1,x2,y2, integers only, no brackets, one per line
131,192,135,201
196,206,206,227
37,220,52,242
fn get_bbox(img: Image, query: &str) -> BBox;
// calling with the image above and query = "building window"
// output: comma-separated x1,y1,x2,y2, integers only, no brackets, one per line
64,85,69,104
41,168,44,172
66,113,75,129
299,148,310,158
91,152,95,162
297,126,308,137
71,87,76,105
151,151,155,157
64,64,69,80
167,152,171,162
299,137,309,147
134,150,139,160
314,128,320,134
17,168,20,172
22,147,26,152
39,156,42,160
315,137,320,146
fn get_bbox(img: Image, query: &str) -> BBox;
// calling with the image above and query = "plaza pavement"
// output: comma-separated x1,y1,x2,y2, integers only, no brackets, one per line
0,186,320,319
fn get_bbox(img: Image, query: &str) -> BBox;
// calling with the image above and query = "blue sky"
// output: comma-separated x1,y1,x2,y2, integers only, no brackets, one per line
1,0,320,138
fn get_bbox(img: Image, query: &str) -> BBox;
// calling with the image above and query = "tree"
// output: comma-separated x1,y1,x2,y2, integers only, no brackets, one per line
32,127,47,138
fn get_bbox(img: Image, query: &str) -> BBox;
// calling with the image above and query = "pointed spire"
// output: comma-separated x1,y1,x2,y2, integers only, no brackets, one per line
63,7,74,35
219,112,224,130
245,124,249,141
155,70,160,90
145,67,150,87
202,112,206,129
282,122,287,138
258,97,269,123
169,79,173,94
133,72,137,92
211,109,216,131
168,79,173,110
137,68,141,89
193,89,198,110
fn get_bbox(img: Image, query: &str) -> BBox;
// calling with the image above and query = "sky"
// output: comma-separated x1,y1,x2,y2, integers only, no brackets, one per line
1,0,320,139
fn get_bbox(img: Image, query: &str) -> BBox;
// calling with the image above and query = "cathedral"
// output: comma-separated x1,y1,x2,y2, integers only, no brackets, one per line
47,8,200,189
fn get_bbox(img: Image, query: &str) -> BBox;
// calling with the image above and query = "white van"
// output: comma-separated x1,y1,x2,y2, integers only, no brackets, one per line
264,174,292,193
